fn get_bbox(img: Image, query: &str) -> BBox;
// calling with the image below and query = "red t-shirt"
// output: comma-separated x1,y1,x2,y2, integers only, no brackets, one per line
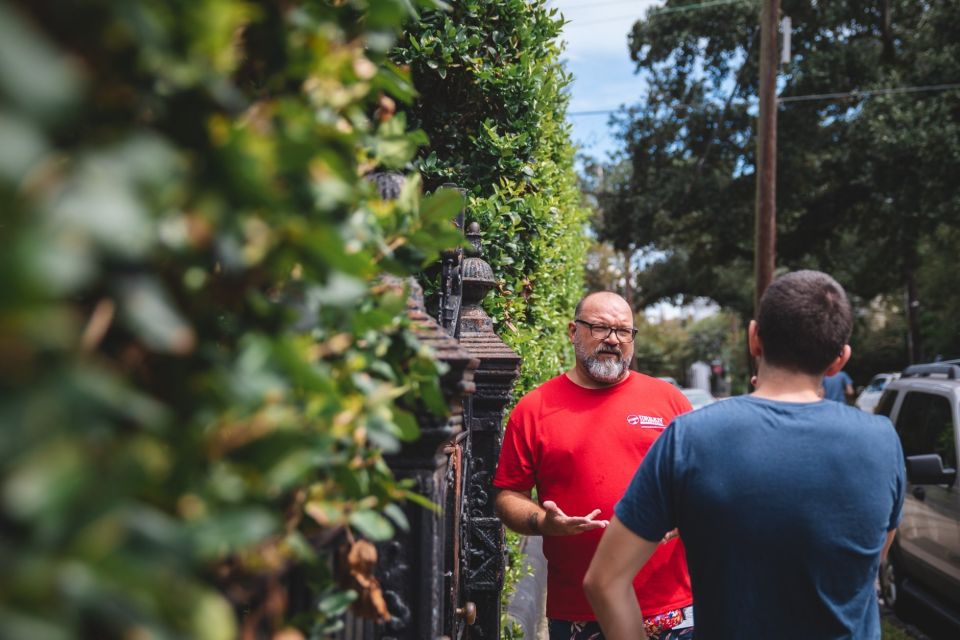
494,371,694,621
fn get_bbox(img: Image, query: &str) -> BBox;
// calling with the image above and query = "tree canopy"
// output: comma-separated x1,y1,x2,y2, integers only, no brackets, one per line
594,0,960,362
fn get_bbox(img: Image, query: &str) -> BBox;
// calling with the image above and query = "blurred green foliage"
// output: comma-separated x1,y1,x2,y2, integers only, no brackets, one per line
632,312,745,391
393,0,590,397
0,0,466,637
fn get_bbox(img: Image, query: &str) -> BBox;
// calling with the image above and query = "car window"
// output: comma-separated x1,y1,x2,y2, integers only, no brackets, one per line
866,376,889,392
894,391,957,469
875,390,897,417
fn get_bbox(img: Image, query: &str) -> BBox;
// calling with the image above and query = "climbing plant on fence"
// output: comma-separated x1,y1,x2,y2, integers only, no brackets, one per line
0,1,460,638
394,0,590,397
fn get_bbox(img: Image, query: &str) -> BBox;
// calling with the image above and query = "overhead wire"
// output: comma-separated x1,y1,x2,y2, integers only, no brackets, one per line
777,82,960,103
564,0,753,27
568,82,960,116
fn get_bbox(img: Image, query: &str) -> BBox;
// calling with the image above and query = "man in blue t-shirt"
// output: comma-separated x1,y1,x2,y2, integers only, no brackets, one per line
823,369,854,403
584,270,905,639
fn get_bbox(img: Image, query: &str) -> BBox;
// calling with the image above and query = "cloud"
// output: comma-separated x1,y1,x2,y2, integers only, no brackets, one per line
544,1,662,160
550,0,662,60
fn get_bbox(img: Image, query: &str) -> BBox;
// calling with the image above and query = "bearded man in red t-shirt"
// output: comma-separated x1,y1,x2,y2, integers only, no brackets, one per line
493,291,695,640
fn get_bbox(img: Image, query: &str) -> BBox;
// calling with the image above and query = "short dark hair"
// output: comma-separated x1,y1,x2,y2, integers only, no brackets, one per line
757,270,853,375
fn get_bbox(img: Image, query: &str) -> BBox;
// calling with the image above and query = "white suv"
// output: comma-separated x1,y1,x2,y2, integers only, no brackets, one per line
855,372,900,413
876,362,960,633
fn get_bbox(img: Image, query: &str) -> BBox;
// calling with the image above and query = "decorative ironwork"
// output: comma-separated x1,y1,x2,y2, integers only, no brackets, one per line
438,184,466,337
457,220,521,637
335,178,518,640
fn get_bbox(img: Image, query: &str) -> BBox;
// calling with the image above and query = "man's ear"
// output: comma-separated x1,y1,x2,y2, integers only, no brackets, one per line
747,320,763,357
567,321,578,344
823,344,852,377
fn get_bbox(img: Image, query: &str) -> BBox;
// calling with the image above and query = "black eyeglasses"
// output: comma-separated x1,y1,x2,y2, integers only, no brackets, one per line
574,319,638,343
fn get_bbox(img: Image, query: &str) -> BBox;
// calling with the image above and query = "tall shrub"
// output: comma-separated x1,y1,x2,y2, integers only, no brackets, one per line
394,0,590,396
0,1,459,637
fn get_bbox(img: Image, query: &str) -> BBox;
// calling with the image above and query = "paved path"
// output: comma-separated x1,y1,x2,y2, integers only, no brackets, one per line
505,539,933,639
505,536,548,639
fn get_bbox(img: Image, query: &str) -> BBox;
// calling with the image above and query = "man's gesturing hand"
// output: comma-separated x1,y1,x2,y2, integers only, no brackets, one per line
539,500,610,536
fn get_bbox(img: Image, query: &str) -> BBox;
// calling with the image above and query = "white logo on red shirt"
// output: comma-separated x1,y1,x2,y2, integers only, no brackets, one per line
626,414,665,428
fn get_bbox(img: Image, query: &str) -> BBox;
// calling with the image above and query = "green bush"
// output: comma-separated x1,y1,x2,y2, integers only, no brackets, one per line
393,1,589,630
394,0,590,397
0,1,460,637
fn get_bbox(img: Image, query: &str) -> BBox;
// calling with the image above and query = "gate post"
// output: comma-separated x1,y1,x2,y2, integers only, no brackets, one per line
377,279,478,640
457,222,521,639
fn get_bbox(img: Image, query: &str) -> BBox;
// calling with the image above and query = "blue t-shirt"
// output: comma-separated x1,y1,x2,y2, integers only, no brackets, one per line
822,371,853,402
616,396,905,639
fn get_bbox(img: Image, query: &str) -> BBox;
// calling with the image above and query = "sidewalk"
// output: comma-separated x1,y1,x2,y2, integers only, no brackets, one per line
505,540,931,640
505,536,548,640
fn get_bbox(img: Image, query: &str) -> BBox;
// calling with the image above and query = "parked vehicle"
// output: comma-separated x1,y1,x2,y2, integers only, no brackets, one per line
656,376,681,388
680,387,717,410
877,362,960,636
855,372,900,413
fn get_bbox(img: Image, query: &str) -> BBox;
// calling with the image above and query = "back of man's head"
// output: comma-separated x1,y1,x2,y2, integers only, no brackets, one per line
757,270,853,376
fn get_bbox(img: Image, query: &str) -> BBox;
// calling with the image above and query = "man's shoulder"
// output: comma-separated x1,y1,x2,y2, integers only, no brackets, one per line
670,395,764,434
511,374,569,413
519,373,569,398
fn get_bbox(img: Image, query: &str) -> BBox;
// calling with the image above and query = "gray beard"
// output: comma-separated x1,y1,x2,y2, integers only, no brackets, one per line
576,343,630,384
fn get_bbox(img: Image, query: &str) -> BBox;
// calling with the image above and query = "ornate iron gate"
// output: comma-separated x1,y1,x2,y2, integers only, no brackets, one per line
339,178,520,640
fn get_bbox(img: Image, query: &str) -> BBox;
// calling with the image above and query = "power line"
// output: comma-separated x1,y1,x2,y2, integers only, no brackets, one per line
567,82,960,116
778,82,960,103
565,0,752,27
568,110,624,117
558,0,662,12
652,0,753,14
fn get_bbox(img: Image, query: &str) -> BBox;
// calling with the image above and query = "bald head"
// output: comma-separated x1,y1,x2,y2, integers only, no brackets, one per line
574,291,632,320
569,291,635,388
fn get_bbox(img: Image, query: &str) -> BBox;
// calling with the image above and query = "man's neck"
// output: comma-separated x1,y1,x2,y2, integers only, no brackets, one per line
565,367,630,390
751,361,824,402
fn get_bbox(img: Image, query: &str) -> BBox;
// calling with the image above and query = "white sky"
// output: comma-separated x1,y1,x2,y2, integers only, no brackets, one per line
547,0,663,160
547,1,721,321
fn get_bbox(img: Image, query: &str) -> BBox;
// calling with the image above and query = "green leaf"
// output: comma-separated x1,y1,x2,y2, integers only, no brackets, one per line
188,509,279,558
0,3,83,121
0,111,47,182
382,503,410,532
421,186,464,223
117,277,196,355
317,590,357,616
399,488,440,513
189,590,238,640
392,408,420,441
348,509,394,541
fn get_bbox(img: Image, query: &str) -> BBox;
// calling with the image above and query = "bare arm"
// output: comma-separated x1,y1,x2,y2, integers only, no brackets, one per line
881,528,897,563
494,489,609,536
583,516,659,640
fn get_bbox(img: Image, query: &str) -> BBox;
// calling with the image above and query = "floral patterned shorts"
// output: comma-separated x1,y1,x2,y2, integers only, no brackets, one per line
548,605,694,640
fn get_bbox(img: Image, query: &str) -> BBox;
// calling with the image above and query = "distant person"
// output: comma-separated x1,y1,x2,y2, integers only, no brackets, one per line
584,270,905,639
823,369,854,403
687,360,711,392
494,291,695,639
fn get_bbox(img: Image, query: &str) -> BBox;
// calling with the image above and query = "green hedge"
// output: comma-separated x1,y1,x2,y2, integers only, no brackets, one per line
394,1,589,633
0,1,459,637
394,0,590,397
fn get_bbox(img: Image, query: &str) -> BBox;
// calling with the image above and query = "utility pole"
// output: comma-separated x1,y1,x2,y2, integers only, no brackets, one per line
754,0,779,314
